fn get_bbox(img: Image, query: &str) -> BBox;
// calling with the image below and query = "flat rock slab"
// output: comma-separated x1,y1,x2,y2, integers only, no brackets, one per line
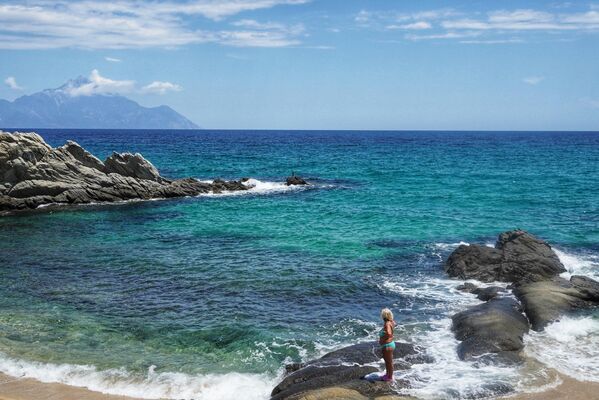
452,297,529,361
513,275,599,331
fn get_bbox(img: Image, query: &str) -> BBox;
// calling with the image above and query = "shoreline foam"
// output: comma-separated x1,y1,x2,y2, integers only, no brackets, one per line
1,371,598,400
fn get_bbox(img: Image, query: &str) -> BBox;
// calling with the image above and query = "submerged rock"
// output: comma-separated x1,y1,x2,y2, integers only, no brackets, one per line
271,341,427,400
513,275,599,331
0,131,255,212
445,230,565,284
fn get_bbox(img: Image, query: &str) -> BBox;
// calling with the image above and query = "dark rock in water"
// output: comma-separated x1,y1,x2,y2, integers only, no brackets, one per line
452,298,529,361
0,131,255,212
472,286,506,301
286,175,308,186
271,341,427,400
457,282,479,293
445,230,565,284
513,275,599,331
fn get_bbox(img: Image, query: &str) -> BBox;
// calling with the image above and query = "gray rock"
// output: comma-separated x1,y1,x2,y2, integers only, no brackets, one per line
0,131,253,212
513,275,599,331
104,152,162,182
451,298,529,361
61,141,105,171
445,230,565,284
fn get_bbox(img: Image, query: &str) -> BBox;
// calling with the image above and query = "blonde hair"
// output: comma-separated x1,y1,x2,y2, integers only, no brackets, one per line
380,308,393,322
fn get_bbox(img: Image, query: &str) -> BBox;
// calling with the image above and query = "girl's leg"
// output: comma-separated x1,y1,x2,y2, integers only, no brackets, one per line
383,348,394,379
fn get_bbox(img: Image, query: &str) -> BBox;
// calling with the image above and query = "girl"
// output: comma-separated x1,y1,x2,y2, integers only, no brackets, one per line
379,308,395,381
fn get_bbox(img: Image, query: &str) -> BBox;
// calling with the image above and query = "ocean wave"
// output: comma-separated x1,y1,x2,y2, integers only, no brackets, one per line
197,178,317,197
555,248,599,280
432,242,469,251
524,315,599,382
0,352,276,400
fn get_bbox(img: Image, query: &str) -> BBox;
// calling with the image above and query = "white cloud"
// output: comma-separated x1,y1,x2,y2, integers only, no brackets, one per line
523,76,545,85
405,31,481,41
66,69,135,96
4,76,23,90
61,70,183,97
387,21,432,30
0,1,309,49
460,38,524,44
105,57,122,62
357,5,599,43
141,81,182,94
442,8,599,31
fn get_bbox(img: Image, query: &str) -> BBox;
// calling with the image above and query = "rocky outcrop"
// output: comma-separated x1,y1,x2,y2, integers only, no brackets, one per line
447,230,599,337
0,131,255,212
271,342,429,400
513,275,599,331
452,298,529,361
445,230,565,284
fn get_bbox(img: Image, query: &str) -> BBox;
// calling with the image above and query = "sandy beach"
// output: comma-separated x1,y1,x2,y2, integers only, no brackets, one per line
0,372,139,400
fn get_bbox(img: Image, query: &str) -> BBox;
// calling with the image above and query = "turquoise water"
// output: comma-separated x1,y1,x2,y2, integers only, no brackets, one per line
0,130,598,399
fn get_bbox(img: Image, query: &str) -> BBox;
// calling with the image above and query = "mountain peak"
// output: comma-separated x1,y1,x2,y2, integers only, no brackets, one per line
58,75,93,91
0,77,199,129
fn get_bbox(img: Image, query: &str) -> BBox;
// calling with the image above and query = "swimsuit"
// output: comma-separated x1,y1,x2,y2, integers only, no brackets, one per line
379,326,395,350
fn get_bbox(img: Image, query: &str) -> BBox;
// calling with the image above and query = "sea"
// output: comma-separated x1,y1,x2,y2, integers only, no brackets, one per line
0,130,598,400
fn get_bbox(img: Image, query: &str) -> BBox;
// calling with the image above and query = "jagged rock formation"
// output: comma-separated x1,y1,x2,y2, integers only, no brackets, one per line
0,131,250,212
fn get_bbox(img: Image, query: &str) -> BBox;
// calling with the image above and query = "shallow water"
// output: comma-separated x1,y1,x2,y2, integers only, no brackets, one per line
0,130,598,399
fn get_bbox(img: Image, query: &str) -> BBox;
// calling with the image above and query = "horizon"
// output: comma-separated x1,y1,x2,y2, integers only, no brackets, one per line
1,0,599,131
3,128,599,133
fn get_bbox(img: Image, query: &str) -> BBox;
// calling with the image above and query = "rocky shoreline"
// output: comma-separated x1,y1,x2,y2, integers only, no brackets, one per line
0,131,307,213
269,230,599,400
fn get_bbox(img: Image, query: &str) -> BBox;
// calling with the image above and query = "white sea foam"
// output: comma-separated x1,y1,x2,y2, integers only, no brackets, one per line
379,275,524,399
432,242,469,251
197,178,310,197
524,315,599,382
0,353,277,400
555,248,599,280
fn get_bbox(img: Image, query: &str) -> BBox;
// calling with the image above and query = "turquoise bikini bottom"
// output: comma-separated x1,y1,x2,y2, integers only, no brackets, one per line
381,341,395,350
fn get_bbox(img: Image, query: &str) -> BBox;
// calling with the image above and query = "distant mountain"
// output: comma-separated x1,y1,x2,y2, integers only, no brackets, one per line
0,76,199,129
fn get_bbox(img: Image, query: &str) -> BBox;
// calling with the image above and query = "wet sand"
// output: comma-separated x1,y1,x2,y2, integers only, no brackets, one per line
505,375,599,400
0,372,140,400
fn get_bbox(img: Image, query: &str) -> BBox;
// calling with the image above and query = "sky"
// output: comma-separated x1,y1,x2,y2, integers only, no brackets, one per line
0,0,598,130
